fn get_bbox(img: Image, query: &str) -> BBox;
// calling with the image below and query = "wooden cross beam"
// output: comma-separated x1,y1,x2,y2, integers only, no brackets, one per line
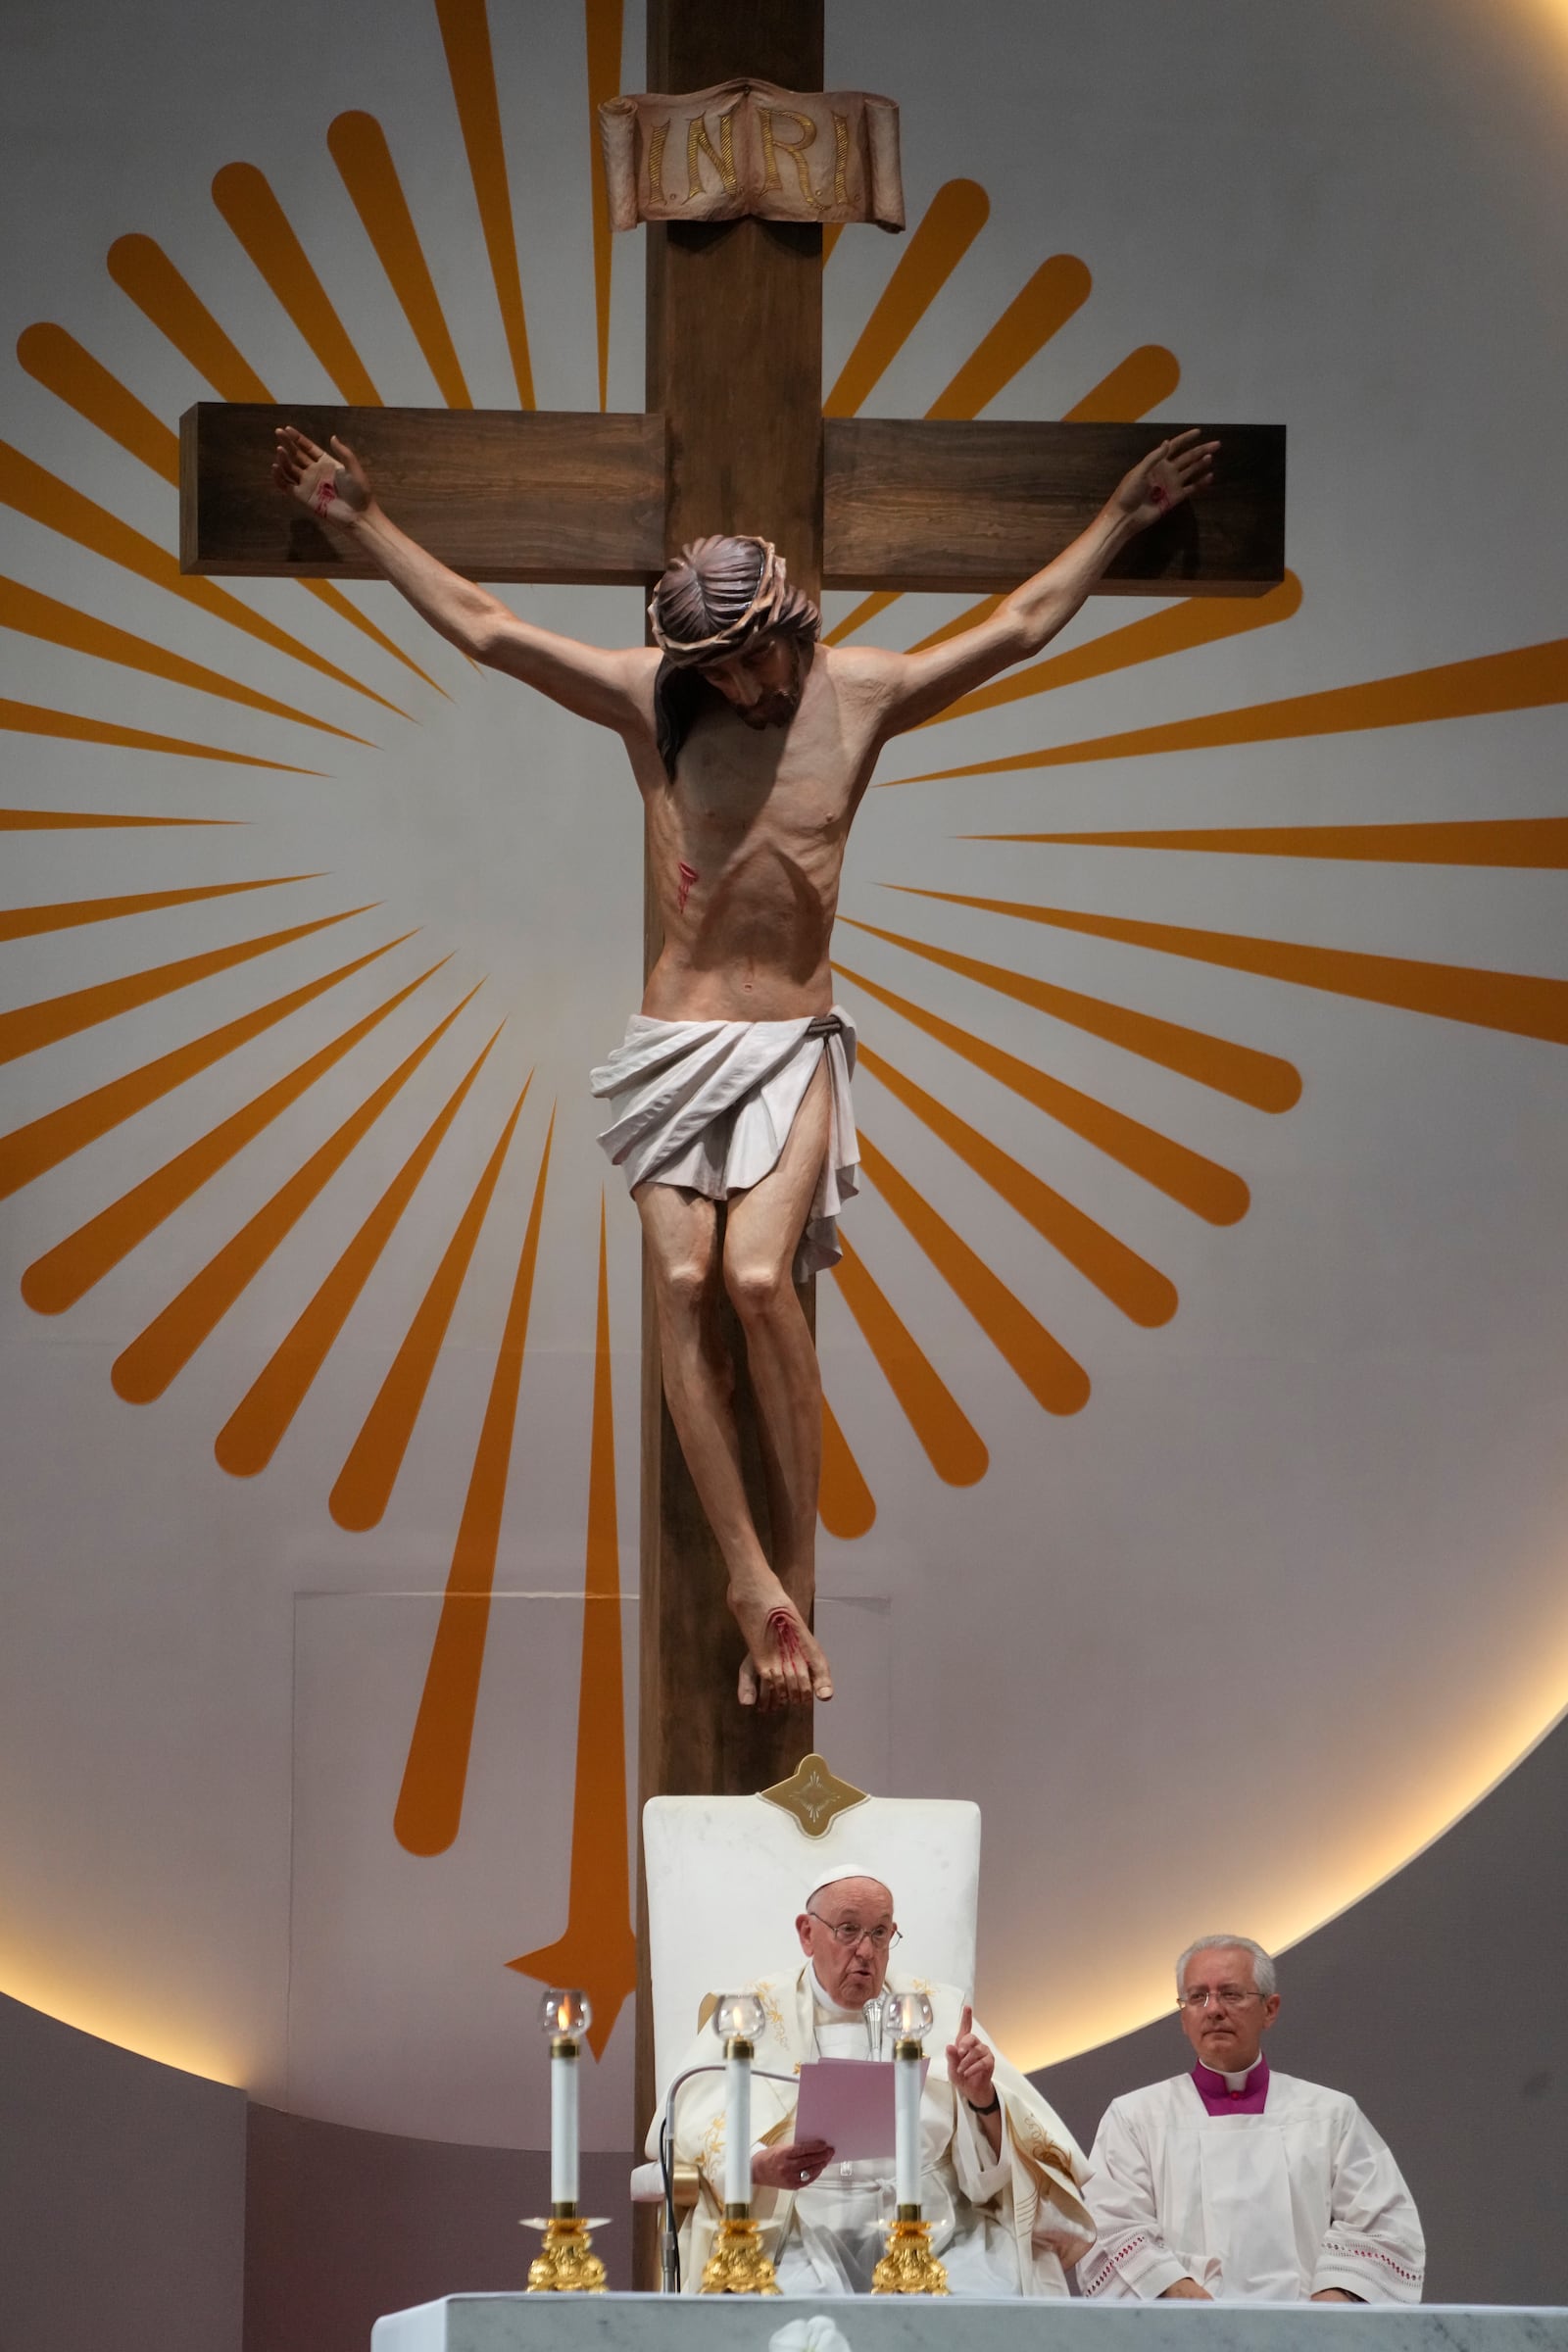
183,405,1284,595
179,0,1286,2270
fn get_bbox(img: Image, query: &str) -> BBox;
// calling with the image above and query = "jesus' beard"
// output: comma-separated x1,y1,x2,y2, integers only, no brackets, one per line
739,689,802,729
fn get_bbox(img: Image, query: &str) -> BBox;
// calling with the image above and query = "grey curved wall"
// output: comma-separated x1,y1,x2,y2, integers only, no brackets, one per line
243,2110,632,2348
0,1993,247,2352
1034,1707,1568,2304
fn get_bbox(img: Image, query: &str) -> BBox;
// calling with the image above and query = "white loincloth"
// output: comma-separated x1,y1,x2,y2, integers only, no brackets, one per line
590,1008,858,1281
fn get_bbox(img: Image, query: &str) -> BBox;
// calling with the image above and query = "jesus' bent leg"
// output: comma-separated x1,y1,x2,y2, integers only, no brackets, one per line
721,1060,835,1710
634,1176,823,1711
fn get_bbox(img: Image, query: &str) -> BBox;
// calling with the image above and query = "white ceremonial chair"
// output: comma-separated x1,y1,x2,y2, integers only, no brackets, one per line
630,1769,982,2212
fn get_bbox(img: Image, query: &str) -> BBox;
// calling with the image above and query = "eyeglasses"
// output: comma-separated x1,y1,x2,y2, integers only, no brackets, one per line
806,1912,903,1951
1176,1986,1265,2010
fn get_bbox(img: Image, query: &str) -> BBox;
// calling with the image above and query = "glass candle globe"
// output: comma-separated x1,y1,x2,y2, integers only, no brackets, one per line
883,1989,934,2041
539,1986,592,2038
711,1991,767,2043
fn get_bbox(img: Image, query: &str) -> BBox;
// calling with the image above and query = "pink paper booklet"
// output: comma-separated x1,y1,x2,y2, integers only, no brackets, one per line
792,2057,930,2161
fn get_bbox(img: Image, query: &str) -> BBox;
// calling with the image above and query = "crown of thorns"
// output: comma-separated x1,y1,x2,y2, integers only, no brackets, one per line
648,536,817,667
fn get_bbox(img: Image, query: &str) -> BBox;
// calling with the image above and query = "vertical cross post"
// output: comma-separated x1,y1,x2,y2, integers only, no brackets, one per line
634,0,827,2279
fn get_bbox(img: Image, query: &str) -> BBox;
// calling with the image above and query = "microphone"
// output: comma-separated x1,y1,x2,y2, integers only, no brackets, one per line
862,1996,886,2059
657,2060,801,2294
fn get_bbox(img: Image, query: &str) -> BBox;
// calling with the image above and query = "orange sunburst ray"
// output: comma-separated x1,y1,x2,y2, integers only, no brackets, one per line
215,1023,502,1476
902,595,988,654
0,576,376,747
0,904,374,1069
826,222,1098,645
213,163,381,404
922,256,1096,422
583,0,624,412
819,1393,875,1538
964,814,1568,868
893,635,1568,782
0,696,323,773
20,318,451,695
109,233,270,399
0,441,412,720
395,1107,556,1857
330,1077,531,1532
508,1196,636,2057
834,956,1248,1225
432,0,536,407
823,179,993,419
1060,345,1181,426
891,886,1568,1051
1,806,236,830
840,912,1301,1110
21,953,444,1313
857,1130,1090,1414
327,113,473,408
905,572,1304,726
18,323,183,478
109,985,484,1405
828,1234,988,1484
0,874,318,947
859,1042,1177,1328
0,932,415,1201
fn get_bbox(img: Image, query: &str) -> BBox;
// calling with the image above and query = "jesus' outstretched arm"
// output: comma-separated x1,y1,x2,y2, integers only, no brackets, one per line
850,428,1220,739
272,425,836,1714
271,425,654,736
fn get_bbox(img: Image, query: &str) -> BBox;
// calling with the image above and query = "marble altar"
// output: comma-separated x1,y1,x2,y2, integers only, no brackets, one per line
372,2297,1568,2352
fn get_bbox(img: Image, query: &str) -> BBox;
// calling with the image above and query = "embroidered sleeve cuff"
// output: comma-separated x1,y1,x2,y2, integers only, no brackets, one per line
1080,2231,1188,2301
1313,2255,1421,2305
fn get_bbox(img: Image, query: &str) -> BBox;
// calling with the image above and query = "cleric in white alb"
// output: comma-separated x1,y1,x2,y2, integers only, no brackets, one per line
1078,1934,1424,2304
651,1867,1093,2296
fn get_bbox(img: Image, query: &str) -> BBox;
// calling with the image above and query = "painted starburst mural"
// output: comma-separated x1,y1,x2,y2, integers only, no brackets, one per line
3,0,1566,2136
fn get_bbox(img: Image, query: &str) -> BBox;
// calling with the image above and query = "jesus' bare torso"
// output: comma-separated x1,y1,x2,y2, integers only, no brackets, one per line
635,646,876,1023
272,422,1216,1710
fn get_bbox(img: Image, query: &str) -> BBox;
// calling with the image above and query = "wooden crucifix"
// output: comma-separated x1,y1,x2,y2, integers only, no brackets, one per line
182,0,1284,2245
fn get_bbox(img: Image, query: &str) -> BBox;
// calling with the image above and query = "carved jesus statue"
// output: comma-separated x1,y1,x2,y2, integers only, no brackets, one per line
273,421,1216,1714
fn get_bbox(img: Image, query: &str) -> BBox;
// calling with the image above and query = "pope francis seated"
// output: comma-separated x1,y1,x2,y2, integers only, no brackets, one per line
650,1865,1093,2296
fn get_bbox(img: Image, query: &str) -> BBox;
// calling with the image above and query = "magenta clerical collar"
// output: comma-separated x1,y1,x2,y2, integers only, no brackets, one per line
1192,2051,1270,2115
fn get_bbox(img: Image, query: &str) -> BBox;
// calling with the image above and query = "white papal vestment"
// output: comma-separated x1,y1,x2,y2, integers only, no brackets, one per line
1079,2065,1424,2303
652,1966,1092,2297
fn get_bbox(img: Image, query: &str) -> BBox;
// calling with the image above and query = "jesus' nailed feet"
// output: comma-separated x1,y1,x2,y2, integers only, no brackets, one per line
731,1582,835,1715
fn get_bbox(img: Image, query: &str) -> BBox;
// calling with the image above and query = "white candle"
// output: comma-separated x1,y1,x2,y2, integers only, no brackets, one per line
894,2046,922,2207
551,2040,580,2206
723,2041,752,2209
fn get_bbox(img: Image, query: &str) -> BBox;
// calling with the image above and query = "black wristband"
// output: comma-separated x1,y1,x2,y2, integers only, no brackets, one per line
967,2093,1001,2116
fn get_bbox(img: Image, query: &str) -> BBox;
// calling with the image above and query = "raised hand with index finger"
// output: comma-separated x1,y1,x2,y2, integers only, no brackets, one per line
946,2001,998,2113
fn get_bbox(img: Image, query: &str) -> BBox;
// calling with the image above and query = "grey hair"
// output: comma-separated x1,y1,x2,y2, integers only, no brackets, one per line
1176,1935,1277,1998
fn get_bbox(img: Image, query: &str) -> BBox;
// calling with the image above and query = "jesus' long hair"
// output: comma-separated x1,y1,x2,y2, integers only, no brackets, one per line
648,535,820,773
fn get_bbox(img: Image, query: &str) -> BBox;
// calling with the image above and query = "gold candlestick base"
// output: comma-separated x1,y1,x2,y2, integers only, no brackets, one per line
523,2208,608,2293
699,2210,780,2295
872,2212,951,2296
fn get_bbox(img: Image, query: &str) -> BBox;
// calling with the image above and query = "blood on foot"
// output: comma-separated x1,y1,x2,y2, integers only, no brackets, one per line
765,1605,805,1664
676,859,699,914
